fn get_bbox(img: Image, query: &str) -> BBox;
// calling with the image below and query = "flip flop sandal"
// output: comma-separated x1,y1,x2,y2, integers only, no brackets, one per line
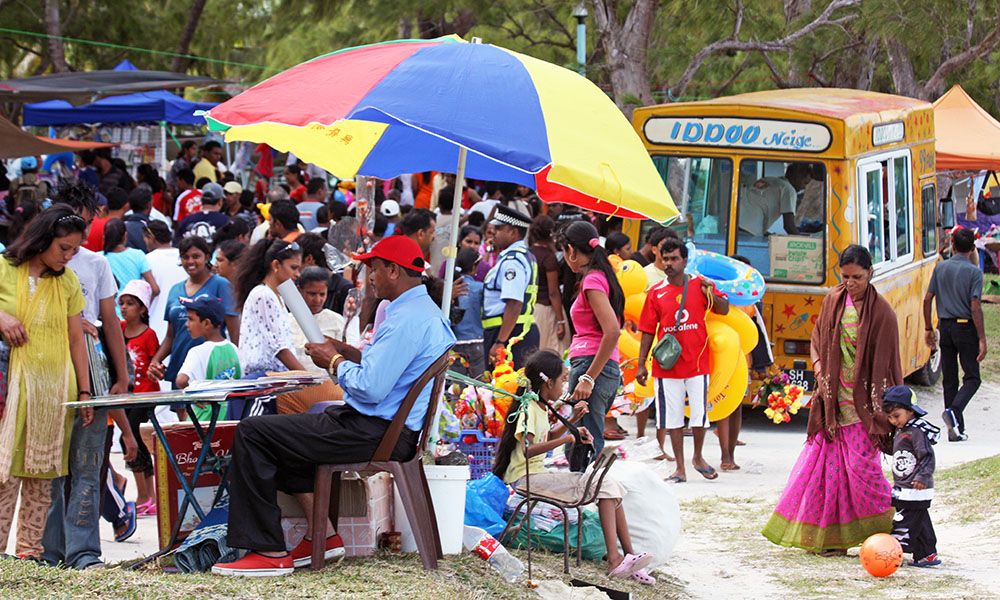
654,454,675,461
608,553,654,579
665,475,686,483
694,465,718,480
136,500,158,516
720,463,741,471
114,502,137,543
603,430,625,441
632,569,656,586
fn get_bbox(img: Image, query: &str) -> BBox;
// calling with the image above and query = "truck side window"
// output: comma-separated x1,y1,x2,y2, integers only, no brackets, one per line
921,183,937,256
859,151,913,270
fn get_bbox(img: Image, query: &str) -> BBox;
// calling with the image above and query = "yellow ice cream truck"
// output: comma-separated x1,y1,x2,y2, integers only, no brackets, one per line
629,89,941,393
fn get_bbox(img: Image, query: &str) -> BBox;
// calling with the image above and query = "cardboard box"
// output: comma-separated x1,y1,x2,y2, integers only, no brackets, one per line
769,235,823,282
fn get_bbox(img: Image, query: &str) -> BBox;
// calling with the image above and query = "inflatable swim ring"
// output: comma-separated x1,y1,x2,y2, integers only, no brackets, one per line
686,346,748,422
707,308,760,355
685,247,765,307
704,321,740,401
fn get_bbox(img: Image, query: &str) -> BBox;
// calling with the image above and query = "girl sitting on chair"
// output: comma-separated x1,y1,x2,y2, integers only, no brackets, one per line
492,350,656,585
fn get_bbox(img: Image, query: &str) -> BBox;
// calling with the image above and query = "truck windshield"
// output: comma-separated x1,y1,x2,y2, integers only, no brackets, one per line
651,155,733,256
735,159,827,283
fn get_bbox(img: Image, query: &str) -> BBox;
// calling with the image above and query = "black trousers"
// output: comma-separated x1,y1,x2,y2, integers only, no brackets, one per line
226,405,418,552
119,407,153,477
892,498,937,561
483,323,539,370
939,319,981,432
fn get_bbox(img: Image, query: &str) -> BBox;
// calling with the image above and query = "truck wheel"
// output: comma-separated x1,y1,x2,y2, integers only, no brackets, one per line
907,348,942,387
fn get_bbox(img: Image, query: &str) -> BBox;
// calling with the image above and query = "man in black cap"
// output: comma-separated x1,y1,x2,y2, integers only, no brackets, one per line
482,204,538,368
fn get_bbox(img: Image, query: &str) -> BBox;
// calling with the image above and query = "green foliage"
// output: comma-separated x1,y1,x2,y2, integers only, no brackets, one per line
3,0,1000,114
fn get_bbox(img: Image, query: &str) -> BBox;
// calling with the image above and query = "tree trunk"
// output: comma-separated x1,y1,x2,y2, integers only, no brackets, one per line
591,0,658,114
171,0,209,72
44,0,69,72
884,38,919,98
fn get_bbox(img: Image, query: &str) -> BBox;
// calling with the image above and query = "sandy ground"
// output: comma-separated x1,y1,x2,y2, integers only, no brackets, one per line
5,382,998,599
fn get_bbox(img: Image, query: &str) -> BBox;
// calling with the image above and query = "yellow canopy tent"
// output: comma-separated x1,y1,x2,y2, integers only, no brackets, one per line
933,84,1000,171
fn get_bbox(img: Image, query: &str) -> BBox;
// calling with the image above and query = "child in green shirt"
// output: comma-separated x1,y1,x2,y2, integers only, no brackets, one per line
175,294,242,421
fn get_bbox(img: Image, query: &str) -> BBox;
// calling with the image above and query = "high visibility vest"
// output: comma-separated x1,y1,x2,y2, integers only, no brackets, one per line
482,245,538,330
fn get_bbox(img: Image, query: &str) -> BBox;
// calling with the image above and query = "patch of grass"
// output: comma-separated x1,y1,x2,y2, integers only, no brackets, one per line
0,545,683,599
981,280,1000,380
676,460,1000,599
935,454,1000,525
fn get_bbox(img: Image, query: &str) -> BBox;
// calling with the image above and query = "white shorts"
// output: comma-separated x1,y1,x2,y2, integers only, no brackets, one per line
654,375,709,430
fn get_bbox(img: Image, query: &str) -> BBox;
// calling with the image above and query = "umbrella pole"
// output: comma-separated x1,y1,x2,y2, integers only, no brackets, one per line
439,146,467,319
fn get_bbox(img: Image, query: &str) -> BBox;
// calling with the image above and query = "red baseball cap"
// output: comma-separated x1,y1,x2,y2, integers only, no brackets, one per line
353,234,426,271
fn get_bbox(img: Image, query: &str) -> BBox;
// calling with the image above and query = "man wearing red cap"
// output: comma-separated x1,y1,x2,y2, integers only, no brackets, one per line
213,235,455,577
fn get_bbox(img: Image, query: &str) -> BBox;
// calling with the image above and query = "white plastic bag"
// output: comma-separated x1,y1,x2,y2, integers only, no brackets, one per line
609,460,682,568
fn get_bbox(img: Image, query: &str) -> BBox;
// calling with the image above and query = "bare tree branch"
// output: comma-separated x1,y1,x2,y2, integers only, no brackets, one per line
534,0,577,48
712,53,753,96
921,2,1000,97
760,50,790,87
669,0,860,97
498,3,575,51
732,0,745,39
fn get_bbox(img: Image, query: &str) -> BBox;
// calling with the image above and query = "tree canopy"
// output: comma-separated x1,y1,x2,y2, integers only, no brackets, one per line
2,0,999,115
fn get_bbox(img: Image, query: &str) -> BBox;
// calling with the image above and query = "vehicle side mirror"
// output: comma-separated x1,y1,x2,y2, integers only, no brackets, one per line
939,198,955,229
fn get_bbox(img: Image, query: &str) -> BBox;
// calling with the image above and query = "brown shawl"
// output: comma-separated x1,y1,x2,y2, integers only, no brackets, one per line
807,283,902,451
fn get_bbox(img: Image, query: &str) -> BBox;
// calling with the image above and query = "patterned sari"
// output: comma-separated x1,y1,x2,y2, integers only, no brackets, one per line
761,294,893,552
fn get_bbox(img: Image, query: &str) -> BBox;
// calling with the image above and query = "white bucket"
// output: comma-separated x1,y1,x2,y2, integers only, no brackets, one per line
393,464,470,555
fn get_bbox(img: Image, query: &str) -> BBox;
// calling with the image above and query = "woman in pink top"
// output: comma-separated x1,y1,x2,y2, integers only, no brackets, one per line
559,221,624,458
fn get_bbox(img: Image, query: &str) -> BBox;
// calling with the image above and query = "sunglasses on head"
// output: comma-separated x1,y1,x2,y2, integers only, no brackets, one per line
276,240,300,257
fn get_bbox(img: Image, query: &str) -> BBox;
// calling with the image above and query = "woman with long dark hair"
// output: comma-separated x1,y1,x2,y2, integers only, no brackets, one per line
558,221,624,456
214,239,247,282
763,245,900,555
232,239,306,418
528,214,567,353
148,236,239,387
0,205,92,560
492,350,654,585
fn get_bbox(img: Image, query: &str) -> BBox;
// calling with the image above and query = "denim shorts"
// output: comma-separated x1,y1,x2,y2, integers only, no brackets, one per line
568,356,621,456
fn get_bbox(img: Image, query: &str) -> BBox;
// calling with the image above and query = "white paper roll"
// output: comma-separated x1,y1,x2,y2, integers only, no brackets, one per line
277,279,324,343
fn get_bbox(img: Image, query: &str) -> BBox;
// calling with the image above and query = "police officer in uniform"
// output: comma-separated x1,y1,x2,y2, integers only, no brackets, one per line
482,205,538,369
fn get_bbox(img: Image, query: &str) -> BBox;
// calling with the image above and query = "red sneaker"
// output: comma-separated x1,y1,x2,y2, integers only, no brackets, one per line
211,551,294,577
289,534,346,568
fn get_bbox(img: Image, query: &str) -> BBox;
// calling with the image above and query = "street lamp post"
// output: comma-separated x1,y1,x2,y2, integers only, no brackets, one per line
573,3,588,77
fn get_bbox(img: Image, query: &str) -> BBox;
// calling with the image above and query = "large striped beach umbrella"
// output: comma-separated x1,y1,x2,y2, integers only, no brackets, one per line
205,35,677,312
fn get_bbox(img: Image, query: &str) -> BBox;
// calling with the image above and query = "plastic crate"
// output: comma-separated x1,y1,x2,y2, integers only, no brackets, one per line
457,429,499,480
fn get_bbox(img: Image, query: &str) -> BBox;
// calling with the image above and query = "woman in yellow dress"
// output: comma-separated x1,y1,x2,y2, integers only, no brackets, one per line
0,205,92,560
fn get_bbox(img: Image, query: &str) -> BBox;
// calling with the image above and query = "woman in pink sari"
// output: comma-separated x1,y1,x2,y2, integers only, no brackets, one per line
762,245,900,555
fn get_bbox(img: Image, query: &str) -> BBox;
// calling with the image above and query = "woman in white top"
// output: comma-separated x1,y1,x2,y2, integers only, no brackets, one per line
233,239,306,417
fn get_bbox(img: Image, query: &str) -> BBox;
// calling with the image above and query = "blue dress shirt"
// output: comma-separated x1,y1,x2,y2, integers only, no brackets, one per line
337,285,456,431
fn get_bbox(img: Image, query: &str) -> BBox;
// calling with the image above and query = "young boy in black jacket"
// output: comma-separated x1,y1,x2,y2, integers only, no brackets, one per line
883,385,941,567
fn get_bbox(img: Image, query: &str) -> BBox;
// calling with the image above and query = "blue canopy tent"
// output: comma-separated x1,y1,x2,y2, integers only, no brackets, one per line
22,61,217,126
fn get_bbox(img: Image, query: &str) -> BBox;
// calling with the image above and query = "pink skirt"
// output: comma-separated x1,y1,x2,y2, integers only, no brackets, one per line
762,422,893,552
